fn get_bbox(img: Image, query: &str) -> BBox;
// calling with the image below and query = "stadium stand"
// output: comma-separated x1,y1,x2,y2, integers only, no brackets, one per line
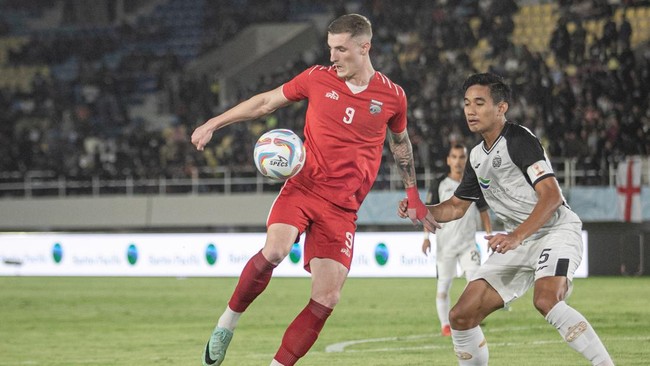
0,0,648,197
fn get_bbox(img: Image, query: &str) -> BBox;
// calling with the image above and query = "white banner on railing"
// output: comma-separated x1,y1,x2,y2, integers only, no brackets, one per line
0,231,588,277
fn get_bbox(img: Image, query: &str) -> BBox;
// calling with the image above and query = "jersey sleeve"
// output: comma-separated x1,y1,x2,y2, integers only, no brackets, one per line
508,124,555,187
282,66,314,102
387,87,408,134
454,157,484,202
476,193,489,211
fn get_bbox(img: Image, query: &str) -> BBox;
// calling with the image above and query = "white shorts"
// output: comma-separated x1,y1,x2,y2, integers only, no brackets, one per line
437,240,481,281
473,222,583,306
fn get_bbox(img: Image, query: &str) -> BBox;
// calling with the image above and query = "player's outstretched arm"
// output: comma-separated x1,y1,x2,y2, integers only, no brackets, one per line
388,129,441,232
191,86,292,150
398,195,471,224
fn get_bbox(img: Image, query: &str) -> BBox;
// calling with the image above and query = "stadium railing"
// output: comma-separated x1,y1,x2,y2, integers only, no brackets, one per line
1,157,647,198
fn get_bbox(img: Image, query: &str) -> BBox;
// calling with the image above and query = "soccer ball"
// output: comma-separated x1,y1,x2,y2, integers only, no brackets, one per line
253,129,306,180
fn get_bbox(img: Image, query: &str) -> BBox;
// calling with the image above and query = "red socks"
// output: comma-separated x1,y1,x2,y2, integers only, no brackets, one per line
227,252,334,365
228,250,277,313
274,299,333,366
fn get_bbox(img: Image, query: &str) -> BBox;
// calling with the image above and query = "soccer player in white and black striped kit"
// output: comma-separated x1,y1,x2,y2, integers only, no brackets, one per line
399,73,613,365
422,144,492,337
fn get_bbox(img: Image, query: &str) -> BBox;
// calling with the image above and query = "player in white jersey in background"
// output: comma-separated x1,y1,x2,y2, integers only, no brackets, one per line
400,73,613,365
422,144,492,337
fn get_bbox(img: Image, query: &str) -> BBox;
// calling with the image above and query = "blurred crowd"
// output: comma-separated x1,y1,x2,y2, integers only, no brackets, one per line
0,0,649,190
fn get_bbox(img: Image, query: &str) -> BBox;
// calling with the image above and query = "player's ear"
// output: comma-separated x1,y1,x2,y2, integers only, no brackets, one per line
497,101,509,117
360,41,370,55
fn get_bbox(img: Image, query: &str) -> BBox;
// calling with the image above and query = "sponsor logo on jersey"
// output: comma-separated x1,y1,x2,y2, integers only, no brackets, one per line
325,90,339,100
369,99,383,114
478,176,491,189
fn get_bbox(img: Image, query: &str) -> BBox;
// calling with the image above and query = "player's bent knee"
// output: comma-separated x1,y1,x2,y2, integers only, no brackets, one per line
312,291,340,309
261,241,293,264
262,248,289,265
449,306,476,330
533,296,560,316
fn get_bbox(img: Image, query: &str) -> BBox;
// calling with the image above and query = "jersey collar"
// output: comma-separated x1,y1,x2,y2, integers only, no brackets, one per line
481,121,511,154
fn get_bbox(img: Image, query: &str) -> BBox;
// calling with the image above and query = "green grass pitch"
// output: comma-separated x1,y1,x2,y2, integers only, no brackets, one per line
0,276,648,365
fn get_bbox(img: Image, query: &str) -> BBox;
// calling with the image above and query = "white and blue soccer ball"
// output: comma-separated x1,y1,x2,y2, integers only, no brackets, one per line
253,129,306,180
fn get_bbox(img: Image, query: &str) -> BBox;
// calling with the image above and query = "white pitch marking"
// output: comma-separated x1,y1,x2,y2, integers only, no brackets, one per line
325,325,552,353
325,330,650,354
325,333,432,353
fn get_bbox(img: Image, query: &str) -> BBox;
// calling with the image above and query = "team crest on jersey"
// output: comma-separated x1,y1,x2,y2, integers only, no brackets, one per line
369,99,383,114
492,153,502,168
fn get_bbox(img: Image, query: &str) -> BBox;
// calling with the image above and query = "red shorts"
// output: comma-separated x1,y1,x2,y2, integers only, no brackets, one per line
267,180,358,272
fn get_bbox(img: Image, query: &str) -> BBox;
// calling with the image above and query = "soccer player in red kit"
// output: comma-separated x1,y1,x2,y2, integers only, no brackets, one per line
191,13,440,366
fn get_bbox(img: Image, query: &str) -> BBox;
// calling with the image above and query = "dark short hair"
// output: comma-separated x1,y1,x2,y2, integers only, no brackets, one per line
462,73,511,104
449,143,466,156
451,143,466,151
327,13,372,39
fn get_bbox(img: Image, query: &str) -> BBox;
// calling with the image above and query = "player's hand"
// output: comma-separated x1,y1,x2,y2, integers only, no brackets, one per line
397,198,409,218
485,232,493,255
397,197,441,233
191,123,214,151
405,187,441,233
485,232,522,254
422,239,431,256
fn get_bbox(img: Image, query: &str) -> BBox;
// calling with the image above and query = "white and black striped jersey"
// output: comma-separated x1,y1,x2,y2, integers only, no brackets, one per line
427,175,487,247
454,122,581,236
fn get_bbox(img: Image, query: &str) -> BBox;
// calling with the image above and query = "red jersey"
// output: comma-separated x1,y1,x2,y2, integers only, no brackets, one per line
282,65,408,211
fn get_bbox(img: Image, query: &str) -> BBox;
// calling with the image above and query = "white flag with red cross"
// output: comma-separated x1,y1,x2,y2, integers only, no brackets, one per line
616,156,642,223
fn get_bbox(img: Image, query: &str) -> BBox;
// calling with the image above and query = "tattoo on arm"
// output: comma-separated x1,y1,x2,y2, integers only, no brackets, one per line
388,129,416,187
